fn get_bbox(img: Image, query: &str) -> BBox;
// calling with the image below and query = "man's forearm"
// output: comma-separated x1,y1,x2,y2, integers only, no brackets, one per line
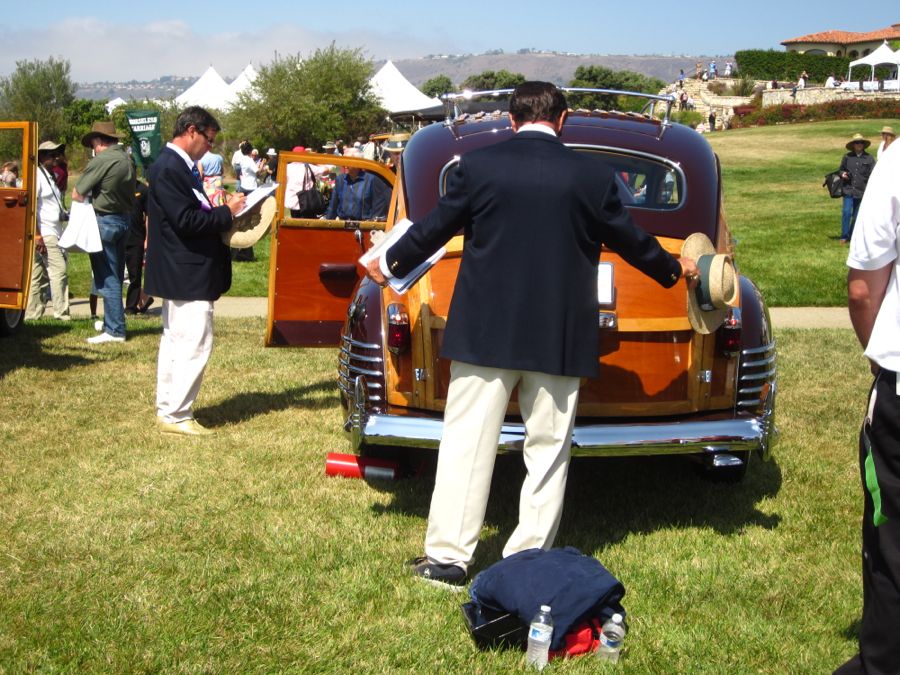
848,265,892,350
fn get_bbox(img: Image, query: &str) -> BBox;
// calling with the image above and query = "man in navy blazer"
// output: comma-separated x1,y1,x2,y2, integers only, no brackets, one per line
144,107,246,436
367,82,699,588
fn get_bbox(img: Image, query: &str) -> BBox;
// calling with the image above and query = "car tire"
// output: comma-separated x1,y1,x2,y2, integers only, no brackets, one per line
0,308,24,337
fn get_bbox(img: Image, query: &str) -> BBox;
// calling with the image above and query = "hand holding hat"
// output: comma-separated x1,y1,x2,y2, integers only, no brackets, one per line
681,233,739,334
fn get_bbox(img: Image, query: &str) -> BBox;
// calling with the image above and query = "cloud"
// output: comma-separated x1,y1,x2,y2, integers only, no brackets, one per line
0,20,450,83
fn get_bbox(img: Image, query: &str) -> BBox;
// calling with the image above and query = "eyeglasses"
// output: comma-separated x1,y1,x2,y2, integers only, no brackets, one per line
194,127,215,146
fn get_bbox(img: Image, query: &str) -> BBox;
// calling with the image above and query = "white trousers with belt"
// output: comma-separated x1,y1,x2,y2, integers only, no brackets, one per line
425,360,581,571
156,299,214,423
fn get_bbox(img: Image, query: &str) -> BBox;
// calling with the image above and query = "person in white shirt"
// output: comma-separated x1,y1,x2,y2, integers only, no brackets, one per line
839,138,900,675
825,74,837,88
25,140,70,321
236,141,258,195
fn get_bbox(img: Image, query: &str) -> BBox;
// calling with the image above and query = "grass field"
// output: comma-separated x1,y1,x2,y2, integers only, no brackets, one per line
708,118,898,306
0,318,875,671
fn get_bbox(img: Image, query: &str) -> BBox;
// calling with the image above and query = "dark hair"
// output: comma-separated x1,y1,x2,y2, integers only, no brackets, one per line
172,106,221,139
509,81,567,125
239,140,252,155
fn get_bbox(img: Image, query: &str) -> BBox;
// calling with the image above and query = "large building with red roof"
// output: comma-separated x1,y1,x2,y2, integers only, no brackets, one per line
782,22,900,58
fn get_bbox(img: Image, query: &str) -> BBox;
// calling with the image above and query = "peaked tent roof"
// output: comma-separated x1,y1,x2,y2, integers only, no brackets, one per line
221,63,258,109
106,97,126,114
369,61,440,114
848,41,900,79
175,66,231,109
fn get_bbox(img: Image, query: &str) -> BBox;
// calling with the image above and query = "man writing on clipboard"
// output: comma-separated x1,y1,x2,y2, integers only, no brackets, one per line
365,82,699,587
144,106,246,437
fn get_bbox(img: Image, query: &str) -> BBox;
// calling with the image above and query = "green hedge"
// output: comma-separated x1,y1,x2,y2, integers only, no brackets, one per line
730,98,900,127
734,49,895,84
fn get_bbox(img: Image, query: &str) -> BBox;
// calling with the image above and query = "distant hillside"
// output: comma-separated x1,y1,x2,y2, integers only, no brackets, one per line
390,53,735,89
76,52,735,102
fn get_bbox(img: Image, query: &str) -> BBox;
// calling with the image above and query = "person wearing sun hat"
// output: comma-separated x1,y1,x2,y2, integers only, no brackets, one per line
877,126,895,161
837,133,875,244
72,120,135,344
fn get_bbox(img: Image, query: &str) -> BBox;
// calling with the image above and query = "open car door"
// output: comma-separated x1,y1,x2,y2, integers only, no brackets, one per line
266,151,395,346
0,122,37,336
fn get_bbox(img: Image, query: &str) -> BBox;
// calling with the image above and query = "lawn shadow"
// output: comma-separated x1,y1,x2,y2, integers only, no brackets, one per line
0,322,96,378
370,451,783,573
200,379,338,424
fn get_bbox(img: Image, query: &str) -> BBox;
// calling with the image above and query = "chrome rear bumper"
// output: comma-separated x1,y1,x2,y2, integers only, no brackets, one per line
344,376,777,460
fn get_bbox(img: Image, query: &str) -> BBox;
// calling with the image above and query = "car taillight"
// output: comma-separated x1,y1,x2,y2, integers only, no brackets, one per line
387,303,410,355
719,310,741,357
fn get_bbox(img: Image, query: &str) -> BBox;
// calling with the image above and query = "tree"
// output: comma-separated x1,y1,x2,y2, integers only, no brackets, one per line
0,57,76,141
460,69,526,91
568,65,666,112
422,75,454,98
226,44,387,153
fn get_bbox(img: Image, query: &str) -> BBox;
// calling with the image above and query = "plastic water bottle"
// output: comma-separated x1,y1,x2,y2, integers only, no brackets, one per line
525,605,553,671
597,612,626,663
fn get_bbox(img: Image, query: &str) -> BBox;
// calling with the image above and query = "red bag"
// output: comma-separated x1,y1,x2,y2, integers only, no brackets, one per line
549,617,603,660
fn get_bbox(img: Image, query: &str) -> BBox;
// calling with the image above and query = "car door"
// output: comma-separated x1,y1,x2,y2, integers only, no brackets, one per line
0,122,37,335
266,150,396,346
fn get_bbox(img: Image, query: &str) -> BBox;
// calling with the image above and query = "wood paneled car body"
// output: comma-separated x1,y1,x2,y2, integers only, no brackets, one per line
0,121,37,336
266,90,776,480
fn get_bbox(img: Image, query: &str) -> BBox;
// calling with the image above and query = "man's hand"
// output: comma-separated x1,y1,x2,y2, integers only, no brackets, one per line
678,256,700,290
365,257,387,286
225,192,247,217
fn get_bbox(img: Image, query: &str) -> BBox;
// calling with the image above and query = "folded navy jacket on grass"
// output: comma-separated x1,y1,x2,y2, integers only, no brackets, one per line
468,546,626,651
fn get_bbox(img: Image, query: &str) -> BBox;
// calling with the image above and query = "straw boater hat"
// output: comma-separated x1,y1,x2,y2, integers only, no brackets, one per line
81,120,125,147
881,126,896,137
222,196,277,249
845,133,871,151
384,132,410,153
322,141,336,150
681,233,739,334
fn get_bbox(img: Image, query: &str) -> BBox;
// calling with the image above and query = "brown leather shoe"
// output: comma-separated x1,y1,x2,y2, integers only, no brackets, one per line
156,418,215,436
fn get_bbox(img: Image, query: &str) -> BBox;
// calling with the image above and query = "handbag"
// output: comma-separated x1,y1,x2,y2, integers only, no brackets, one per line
58,200,101,253
823,171,844,198
294,164,326,217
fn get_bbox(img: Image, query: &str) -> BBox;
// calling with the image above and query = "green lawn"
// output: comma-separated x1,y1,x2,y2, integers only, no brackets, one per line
0,319,874,671
708,118,899,306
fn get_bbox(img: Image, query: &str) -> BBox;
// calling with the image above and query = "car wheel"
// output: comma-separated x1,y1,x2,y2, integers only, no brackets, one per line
695,450,750,483
0,308,24,337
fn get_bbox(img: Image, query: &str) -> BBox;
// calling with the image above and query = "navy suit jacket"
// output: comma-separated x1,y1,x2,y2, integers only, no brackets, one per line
386,131,682,378
144,146,234,301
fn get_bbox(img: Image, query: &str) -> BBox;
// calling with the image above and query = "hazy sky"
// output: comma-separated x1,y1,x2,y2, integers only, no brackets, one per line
3,1,897,81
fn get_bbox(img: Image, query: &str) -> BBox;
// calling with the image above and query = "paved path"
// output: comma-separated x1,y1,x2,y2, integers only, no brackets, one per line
71,297,852,329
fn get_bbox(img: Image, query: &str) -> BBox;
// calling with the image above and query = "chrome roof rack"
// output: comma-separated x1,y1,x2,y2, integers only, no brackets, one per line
440,87,675,126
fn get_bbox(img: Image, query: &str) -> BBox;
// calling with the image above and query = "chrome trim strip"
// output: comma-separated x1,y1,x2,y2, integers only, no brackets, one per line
341,336,381,350
340,347,383,365
341,363,383,378
738,385,765,395
742,354,776,368
740,368,777,382
741,343,776,356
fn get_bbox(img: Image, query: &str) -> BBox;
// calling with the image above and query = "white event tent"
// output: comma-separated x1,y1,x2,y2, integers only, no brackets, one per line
174,66,231,109
369,61,440,114
847,41,900,81
222,63,258,109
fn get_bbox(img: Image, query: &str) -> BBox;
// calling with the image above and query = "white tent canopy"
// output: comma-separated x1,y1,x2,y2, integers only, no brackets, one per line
222,63,258,108
369,61,440,114
105,97,126,114
175,66,231,109
848,41,900,81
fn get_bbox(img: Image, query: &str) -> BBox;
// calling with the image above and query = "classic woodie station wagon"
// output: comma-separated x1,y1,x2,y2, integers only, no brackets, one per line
0,121,36,336
266,88,777,481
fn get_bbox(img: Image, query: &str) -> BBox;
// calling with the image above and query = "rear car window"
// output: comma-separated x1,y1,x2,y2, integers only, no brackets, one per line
439,148,684,211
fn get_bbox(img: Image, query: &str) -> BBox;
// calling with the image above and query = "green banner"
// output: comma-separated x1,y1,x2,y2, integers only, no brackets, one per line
125,109,161,171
